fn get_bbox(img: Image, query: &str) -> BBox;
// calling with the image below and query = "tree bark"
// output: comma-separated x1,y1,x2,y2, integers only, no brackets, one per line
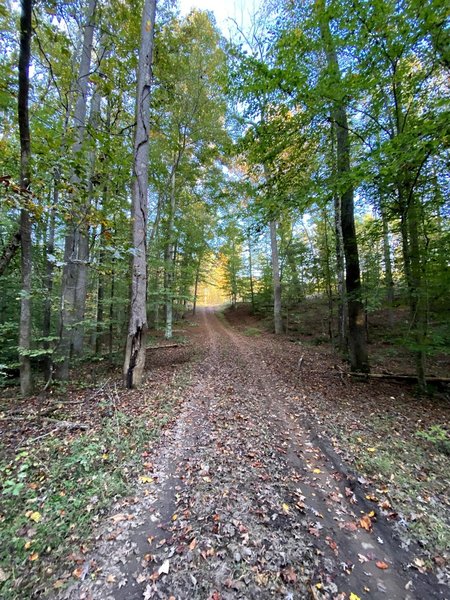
165,166,177,340
317,0,369,372
193,259,201,315
18,0,33,397
123,0,157,387
248,230,255,312
43,186,56,381
56,0,97,379
380,197,395,326
270,220,283,334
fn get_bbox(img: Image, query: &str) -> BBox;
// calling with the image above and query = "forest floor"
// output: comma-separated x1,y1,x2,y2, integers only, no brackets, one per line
0,305,449,599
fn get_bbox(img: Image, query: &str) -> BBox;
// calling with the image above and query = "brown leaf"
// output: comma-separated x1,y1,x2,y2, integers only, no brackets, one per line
281,566,297,583
376,561,389,570
189,538,197,550
359,514,372,531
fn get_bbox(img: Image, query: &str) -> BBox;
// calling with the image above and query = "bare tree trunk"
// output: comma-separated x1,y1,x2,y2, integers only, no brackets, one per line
123,0,157,387
72,85,101,355
193,259,201,315
18,0,33,396
43,184,56,381
317,0,369,372
380,198,395,326
270,220,283,334
322,207,334,341
248,230,255,312
56,0,97,380
108,257,115,362
165,167,176,340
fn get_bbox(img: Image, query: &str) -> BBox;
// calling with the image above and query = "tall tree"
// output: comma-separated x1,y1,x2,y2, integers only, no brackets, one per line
18,0,33,396
123,0,157,388
316,0,369,373
56,0,97,380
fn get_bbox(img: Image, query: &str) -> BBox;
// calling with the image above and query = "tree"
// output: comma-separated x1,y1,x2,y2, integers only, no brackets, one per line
315,0,369,373
18,0,33,396
123,0,157,388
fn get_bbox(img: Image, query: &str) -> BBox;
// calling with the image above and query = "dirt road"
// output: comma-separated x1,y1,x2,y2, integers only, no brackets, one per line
60,307,447,600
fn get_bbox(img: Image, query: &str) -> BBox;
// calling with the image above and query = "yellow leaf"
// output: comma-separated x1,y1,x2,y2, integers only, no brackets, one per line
282,503,290,513
171,513,178,521
29,511,41,523
313,468,321,474
139,476,154,484
102,453,109,460
29,552,39,561
367,447,376,453
315,582,323,589
350,594,361,600
24,541,32,550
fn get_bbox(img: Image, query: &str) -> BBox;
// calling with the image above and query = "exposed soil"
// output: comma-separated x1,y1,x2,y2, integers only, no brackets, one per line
54,307,448,600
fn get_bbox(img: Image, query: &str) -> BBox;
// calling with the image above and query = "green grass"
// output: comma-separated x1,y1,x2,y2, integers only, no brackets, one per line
243,327,262,337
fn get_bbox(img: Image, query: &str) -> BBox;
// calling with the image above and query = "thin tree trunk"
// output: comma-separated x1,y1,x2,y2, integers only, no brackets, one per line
270,220,283,334
193,259,201,315
108,257,115,362
248,231,255,312
18,0,33,396
43,184,57,381
56,0,97,380
123,0,157,387
165,166,177,340
317,0,369,372
322,208,334,341
380,198,394,326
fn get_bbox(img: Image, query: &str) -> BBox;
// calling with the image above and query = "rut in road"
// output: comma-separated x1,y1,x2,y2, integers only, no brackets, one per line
60,307,446,600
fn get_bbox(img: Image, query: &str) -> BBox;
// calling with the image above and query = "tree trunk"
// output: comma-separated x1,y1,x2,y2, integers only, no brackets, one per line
317,0,369,372
43,184,57,381
380,198,395,326
270,220,283,334
123,0,157,388
165,167,176,340
18,0,33,397
248,231,255,312
56,0,97,380
72,85,102,355
193,259,201,315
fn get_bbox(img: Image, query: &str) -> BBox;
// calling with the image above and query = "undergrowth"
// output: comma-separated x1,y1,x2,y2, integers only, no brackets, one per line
0,375,186,598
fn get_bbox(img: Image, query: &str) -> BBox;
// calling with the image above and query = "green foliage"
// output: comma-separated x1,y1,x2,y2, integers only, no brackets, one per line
416,425,450,455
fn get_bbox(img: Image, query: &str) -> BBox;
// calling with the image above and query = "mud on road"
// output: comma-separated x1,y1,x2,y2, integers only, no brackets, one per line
59,307,447,600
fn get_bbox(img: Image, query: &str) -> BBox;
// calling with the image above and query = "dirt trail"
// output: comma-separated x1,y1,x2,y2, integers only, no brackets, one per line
59,307,447,600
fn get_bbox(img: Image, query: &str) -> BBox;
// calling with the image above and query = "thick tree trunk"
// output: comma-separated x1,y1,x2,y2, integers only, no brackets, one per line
18,0,33,397
317,0,369,372
123,0,157,387
270,220,283,334
57,0,97,380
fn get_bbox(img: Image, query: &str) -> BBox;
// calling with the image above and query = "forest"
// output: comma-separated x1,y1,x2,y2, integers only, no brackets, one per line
0,0,449,598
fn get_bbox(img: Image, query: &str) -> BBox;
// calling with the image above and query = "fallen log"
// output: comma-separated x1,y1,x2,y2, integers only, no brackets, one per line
348,372,450,383
147,343,180,350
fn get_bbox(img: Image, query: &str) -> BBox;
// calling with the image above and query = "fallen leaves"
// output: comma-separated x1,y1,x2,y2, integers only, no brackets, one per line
139,475,154,484
26,511,42,523
158,559,170,575
376,560,389,570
